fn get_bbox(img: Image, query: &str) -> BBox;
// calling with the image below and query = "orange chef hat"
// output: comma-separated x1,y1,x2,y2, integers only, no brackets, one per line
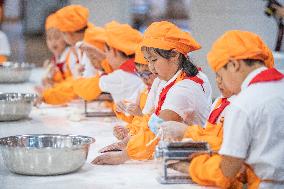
140,21,201,55
104,21,142,56
134,44,147,65
45,13,59,30
56,5,89,32
83,24,106,50
207,30,274,72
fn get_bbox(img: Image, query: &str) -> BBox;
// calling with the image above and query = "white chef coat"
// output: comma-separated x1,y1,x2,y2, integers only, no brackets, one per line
142,77,166,115
219,67,284,188
152,70,212,126
99,69,144,103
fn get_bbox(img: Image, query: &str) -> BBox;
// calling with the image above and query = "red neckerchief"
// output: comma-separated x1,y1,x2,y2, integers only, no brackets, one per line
155,72,205,116
56,62,65,76
248,68,284,86
208,98,230,124
51,56,66,79
119,58,136,74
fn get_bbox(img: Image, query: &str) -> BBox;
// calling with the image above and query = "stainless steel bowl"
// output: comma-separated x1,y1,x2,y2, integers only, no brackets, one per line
0,134,95,176
0,62,34,83
0,93,37,121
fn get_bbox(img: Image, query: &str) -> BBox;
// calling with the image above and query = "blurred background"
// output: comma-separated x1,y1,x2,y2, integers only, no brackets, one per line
0,0,281,97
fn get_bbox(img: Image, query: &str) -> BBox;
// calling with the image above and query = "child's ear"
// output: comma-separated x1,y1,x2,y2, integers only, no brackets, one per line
228,59,241,73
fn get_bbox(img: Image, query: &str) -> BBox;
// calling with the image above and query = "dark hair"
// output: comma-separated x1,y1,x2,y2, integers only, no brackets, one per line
74,25,88,33
144,47,198,77
243,59,264,67
223,59,265,69
105,43,135,58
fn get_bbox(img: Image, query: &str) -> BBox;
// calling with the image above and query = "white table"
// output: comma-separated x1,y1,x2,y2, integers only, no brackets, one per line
0,69,215,189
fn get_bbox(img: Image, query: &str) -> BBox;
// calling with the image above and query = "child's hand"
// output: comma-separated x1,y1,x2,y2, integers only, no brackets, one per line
167,161,190,174
126,103,143,116
74,64,85,78
159,121,188,142
115,101,127,113
41,77,53,88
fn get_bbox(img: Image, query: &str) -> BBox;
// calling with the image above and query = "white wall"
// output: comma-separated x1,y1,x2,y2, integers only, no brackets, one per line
189,0,277,97
69,0,131,26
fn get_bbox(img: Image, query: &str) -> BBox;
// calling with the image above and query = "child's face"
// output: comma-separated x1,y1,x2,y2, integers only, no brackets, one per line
135,64,157,87
142,48,179,81
46,29,66,58
215,73,233,98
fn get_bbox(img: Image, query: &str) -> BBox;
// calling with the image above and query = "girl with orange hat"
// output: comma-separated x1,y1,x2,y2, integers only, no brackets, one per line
40,13,70,87
92,21,212,165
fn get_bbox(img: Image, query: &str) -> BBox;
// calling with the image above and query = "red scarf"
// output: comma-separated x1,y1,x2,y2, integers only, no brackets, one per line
119,58,136,74
249,68,284,86
155,73,204,116
51,56,66,78
208,98,230,124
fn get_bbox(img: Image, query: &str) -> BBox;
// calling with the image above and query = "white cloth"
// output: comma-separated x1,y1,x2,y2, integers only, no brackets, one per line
58,47,70,63
219,67,284,188
155,70,212,126
127,83,147,104
142,77,166,115
81,53,97,78
0,31,11,56
99,69,144,103
74,41,97,78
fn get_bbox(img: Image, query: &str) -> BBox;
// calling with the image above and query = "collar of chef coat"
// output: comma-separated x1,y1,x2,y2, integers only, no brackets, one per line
241,66,267,91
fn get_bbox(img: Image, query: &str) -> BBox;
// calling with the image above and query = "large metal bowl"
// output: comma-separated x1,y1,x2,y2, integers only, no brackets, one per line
0,134,95,176
0,62,34,83
0,93,37,121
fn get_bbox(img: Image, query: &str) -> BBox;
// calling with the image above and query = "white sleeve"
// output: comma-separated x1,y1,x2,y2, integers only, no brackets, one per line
142,78,164,115
219,105,251,159
99,71,124,94
128,84,146,104
0,31,11,56
99,70,144,103
81,53,97,78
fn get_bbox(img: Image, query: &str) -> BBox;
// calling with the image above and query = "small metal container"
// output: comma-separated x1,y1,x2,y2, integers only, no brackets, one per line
0,134,95,176
0,62,34,83
0,93,37,121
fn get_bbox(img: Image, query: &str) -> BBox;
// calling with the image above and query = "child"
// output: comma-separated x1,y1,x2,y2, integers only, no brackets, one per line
74,21,145,103
42,13,69,87
207,30,283,189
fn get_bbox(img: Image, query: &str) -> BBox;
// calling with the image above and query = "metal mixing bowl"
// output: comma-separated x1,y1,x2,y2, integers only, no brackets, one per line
0,93,37,121
0,134,95,176
0,62,34,83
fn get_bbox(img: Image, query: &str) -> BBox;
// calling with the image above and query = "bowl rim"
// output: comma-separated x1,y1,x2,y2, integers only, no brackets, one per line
0,134,96,149
0,93,38,102
0,62,35,70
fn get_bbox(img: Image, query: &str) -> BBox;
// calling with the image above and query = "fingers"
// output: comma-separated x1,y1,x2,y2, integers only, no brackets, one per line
115,102,126,113
91,155,106,165
113,126,128,140
99,143,121,153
